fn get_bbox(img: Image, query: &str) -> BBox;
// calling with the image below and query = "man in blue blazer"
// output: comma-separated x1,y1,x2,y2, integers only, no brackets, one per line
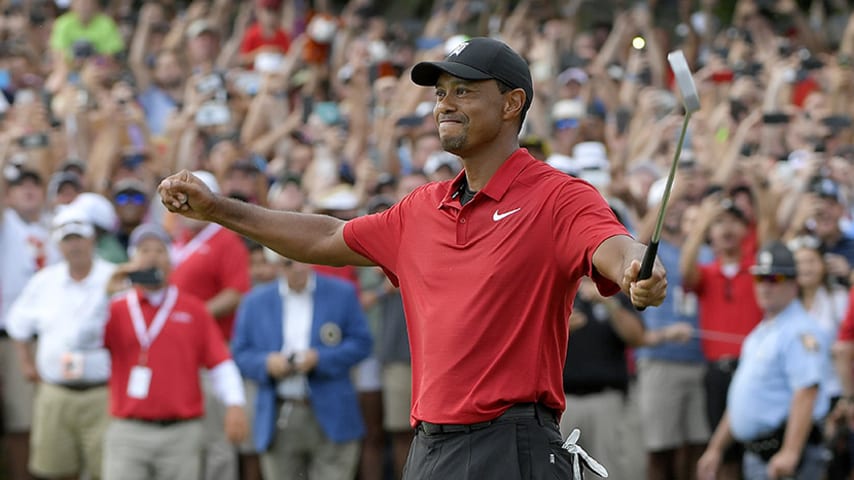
231,251,372,480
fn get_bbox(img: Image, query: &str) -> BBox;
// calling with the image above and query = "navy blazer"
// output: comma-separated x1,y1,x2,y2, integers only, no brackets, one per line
231,273,372,451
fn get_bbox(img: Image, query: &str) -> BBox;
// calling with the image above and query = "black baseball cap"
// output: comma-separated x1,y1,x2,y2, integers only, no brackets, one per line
750,240,797,277
411,37,534,114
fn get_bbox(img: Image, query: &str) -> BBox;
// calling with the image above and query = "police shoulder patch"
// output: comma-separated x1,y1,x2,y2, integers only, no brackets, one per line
800,333,820,353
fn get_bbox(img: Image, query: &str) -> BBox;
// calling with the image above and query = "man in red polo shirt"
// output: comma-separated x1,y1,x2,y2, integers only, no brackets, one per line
159,37,666,480
681,195,762,480
168,171,250,480
102,223,247,480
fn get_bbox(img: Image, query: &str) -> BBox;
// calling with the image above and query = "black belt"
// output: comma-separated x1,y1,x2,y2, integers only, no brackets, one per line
126,417,199,427
276,397,310,406
744,424,823,462
709,357,739,374
417,403,556,436
55,382,107,392
564,384,627,396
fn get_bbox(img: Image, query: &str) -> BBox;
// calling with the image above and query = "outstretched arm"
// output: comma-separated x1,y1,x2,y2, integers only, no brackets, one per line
159,171,372,267
592,234,667,308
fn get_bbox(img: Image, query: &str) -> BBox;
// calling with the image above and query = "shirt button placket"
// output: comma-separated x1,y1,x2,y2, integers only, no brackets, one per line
457,216,468,244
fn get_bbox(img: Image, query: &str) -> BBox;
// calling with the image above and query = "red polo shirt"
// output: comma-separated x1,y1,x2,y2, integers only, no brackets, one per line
344,148,628,426
104,287,230,420
170,226,251,341
837,288,854,341
691,256,762,360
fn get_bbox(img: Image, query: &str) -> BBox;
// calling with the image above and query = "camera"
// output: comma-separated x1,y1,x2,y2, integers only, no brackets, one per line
127,268,164,286
195,73,224,96
195,102,231,127
72,40,95,60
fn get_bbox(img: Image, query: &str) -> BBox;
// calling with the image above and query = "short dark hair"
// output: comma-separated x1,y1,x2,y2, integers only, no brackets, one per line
496,79,528,133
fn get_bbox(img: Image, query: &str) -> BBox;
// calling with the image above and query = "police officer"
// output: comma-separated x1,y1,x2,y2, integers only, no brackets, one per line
697,240,830,480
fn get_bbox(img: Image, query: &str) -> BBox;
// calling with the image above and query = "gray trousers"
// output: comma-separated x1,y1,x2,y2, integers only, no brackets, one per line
201,373,238,480
102,418,204,480
261,401,360,480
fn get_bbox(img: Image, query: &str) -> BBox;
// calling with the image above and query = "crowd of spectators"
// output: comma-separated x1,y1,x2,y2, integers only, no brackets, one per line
3,0,854,478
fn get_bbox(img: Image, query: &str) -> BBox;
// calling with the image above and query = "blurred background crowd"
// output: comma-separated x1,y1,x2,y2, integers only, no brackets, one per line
2,0,854,478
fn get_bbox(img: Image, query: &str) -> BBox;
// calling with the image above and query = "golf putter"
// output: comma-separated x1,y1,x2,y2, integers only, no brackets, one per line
636,50,700,311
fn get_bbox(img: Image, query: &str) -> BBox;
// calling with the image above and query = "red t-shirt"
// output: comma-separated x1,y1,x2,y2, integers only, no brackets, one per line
692,257,762,360
240,23,290,55
837,288,854,341
343,149,628,426
104,287,230,420
170,225,251,341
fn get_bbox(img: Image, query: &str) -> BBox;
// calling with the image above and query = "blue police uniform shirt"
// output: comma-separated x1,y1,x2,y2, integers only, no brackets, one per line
637,239,713,363
727,300,830,442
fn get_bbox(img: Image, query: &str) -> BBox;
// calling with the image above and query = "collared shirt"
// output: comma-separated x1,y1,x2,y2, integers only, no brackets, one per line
727,300,830,441
105,287,231,420
692,256,763,360
6,257,116,384
1,209,38,329
344,148,628,426
170,224,251,341
276,274,315,399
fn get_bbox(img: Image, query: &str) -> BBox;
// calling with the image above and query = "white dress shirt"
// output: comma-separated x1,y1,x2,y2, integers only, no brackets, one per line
276,273,315,399
1,210,34,330
6,257,116,384
0,209,59,330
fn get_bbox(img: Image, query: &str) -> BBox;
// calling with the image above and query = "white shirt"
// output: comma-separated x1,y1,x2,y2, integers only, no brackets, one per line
0,210,36,329
6,257,116,384
276,274,315,399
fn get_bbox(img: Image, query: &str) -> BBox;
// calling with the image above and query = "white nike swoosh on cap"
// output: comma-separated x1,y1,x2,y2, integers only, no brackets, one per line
493,208,522,221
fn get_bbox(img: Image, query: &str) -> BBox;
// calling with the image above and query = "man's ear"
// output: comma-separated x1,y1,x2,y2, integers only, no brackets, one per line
503,89,526,120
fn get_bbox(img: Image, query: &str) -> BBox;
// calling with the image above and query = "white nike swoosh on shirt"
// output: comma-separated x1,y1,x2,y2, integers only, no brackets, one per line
493,208,522,222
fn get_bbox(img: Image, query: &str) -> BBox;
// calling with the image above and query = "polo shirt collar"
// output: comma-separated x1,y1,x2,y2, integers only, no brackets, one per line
440,148,531,207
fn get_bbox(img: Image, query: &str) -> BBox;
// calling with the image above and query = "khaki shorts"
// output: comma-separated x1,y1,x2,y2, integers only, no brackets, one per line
637,358,710,451
382,363,412,432
29,382,109,479
0,337,36,432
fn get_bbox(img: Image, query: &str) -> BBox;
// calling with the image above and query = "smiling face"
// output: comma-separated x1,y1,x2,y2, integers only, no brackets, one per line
433,74,508,156
794,247,826,289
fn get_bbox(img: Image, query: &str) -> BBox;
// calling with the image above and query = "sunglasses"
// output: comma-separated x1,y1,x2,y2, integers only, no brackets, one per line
115,192,146,206
752,274,793,284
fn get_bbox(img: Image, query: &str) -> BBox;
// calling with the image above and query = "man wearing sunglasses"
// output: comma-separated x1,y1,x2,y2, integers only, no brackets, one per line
698,241,830,480
112,178,150,254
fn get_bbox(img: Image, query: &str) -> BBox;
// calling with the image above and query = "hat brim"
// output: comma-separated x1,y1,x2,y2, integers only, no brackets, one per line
411,61,494,87
749,265,797,277
54,223,95,242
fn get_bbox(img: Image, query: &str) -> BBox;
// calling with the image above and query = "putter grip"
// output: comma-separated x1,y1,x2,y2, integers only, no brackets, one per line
635,241,659,311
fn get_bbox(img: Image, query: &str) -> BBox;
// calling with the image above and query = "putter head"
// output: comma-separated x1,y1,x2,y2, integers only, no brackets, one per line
667,50,700,113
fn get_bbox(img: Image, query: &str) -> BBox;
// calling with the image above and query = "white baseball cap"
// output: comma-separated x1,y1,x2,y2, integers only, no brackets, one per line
52,205,95,243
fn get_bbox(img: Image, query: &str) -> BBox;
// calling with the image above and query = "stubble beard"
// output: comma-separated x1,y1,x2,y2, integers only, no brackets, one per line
440,130,467,153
